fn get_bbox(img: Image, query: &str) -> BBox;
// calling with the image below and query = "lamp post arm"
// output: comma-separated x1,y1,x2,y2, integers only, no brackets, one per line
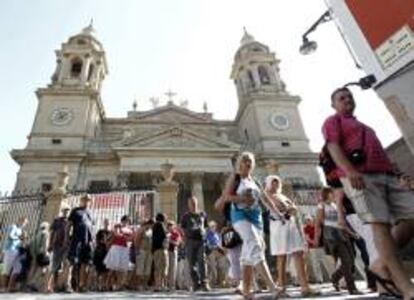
302,10,332,40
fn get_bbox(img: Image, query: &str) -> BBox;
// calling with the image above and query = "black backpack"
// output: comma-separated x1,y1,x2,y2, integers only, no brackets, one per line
319,145,341,187
319,116,342,187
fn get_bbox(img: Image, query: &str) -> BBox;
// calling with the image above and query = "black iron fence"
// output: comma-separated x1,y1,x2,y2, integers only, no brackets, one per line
0,185,322,252
0,191,46,251
64,189,156,235
0,188,156,251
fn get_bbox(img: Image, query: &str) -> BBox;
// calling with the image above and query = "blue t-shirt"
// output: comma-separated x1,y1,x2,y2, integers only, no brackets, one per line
205,229,221,249
4,224,22,251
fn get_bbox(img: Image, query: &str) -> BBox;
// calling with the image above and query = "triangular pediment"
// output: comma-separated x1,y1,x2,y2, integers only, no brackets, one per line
130,104,213,123
115,126,240,150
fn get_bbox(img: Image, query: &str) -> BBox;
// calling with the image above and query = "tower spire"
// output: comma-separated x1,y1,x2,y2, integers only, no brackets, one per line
241,27,255,45
82,19,95,36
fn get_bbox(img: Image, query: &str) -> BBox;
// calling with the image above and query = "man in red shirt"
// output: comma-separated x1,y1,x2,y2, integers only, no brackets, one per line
322,87,414,299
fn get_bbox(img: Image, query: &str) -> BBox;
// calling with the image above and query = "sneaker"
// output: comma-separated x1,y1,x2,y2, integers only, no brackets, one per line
201,283,211,292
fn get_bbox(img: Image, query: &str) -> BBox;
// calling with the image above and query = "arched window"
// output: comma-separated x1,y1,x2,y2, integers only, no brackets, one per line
87,64,94,81
70,58,83,78
247,70,255,88
258,65,271,84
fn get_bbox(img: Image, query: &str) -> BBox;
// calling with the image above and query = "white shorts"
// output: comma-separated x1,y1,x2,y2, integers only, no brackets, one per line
269,218,305,256
233,220,265,266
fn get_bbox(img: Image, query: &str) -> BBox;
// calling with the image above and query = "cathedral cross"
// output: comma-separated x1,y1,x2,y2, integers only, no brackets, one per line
165,89,176,104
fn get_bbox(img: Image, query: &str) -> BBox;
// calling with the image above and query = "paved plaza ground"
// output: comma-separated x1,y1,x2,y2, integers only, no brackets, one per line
0,282,386,300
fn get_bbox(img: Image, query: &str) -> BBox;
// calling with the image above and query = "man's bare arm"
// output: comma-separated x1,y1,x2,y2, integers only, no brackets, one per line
327,142,365,190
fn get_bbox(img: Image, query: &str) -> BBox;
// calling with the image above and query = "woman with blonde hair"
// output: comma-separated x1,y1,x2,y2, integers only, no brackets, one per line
264,175,319,297
216,151,281,300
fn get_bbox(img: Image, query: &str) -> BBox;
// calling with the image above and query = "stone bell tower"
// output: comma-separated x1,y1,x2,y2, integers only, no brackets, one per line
27,22,108,151
231,29,320,185
12,23,109,191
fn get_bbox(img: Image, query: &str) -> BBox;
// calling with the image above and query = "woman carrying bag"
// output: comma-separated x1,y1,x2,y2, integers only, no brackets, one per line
215,152,281,300
264,175,320,298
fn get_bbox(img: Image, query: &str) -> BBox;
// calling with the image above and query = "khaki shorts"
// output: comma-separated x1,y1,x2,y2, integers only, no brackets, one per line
341,173,414,224
153,249,168,277
135,250,152,276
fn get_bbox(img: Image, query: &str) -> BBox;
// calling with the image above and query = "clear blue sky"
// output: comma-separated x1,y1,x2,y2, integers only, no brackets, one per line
0,0,401,192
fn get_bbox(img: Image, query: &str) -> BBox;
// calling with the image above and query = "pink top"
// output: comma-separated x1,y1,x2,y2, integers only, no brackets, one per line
322,113,393,177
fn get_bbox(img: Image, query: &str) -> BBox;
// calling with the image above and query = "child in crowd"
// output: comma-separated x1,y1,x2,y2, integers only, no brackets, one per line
104,222,130,291
8,232,32,292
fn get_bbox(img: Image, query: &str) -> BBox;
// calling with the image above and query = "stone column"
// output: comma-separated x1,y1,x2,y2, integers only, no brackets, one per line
157,162,179,221
42,165,69,224
81,54,92,83
192,172,204,211
58,55,70,82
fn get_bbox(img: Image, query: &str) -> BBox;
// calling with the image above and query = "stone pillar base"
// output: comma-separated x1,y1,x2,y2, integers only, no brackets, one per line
157,181,179,221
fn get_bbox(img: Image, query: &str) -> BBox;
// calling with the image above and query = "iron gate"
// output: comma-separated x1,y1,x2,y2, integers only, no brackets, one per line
64,190,156,235
0,192,46,251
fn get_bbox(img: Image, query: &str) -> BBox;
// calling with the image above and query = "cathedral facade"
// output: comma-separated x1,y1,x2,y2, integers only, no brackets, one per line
11,25,320,219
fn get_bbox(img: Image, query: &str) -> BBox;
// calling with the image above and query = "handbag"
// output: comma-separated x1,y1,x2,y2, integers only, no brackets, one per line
36,253,50,267
320,117,367,186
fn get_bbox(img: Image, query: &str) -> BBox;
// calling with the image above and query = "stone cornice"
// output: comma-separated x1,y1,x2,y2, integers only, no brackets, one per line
257,152,319,164
28,133,88,138
114,147,239,158
103,118,236,126
36,87,106,119
10,149,87,165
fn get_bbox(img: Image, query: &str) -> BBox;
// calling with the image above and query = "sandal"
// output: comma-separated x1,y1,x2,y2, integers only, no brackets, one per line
278,289,290,298
366,268,402,299
301,288,321,298
242,292,256,300
270,289,282,299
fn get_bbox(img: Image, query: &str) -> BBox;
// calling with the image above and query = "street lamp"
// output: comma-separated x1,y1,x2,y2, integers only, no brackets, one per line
344,74,377,90
299,10,332,55
299,37,318,55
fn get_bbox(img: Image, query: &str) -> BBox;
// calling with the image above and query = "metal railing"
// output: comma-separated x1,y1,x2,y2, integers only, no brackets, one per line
0,191,46,251
64,189,156,235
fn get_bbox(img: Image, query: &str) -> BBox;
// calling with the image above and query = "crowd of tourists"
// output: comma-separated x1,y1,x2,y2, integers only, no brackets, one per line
1,87,414,300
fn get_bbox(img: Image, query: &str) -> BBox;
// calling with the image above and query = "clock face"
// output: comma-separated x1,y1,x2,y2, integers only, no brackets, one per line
50,108,74,126
269,113,289,130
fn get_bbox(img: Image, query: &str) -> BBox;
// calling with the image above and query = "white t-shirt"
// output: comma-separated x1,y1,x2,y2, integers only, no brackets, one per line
235,177,261,210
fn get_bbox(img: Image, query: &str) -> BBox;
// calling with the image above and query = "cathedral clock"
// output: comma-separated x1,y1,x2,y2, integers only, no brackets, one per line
269,113,289,131
50,107,74,126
